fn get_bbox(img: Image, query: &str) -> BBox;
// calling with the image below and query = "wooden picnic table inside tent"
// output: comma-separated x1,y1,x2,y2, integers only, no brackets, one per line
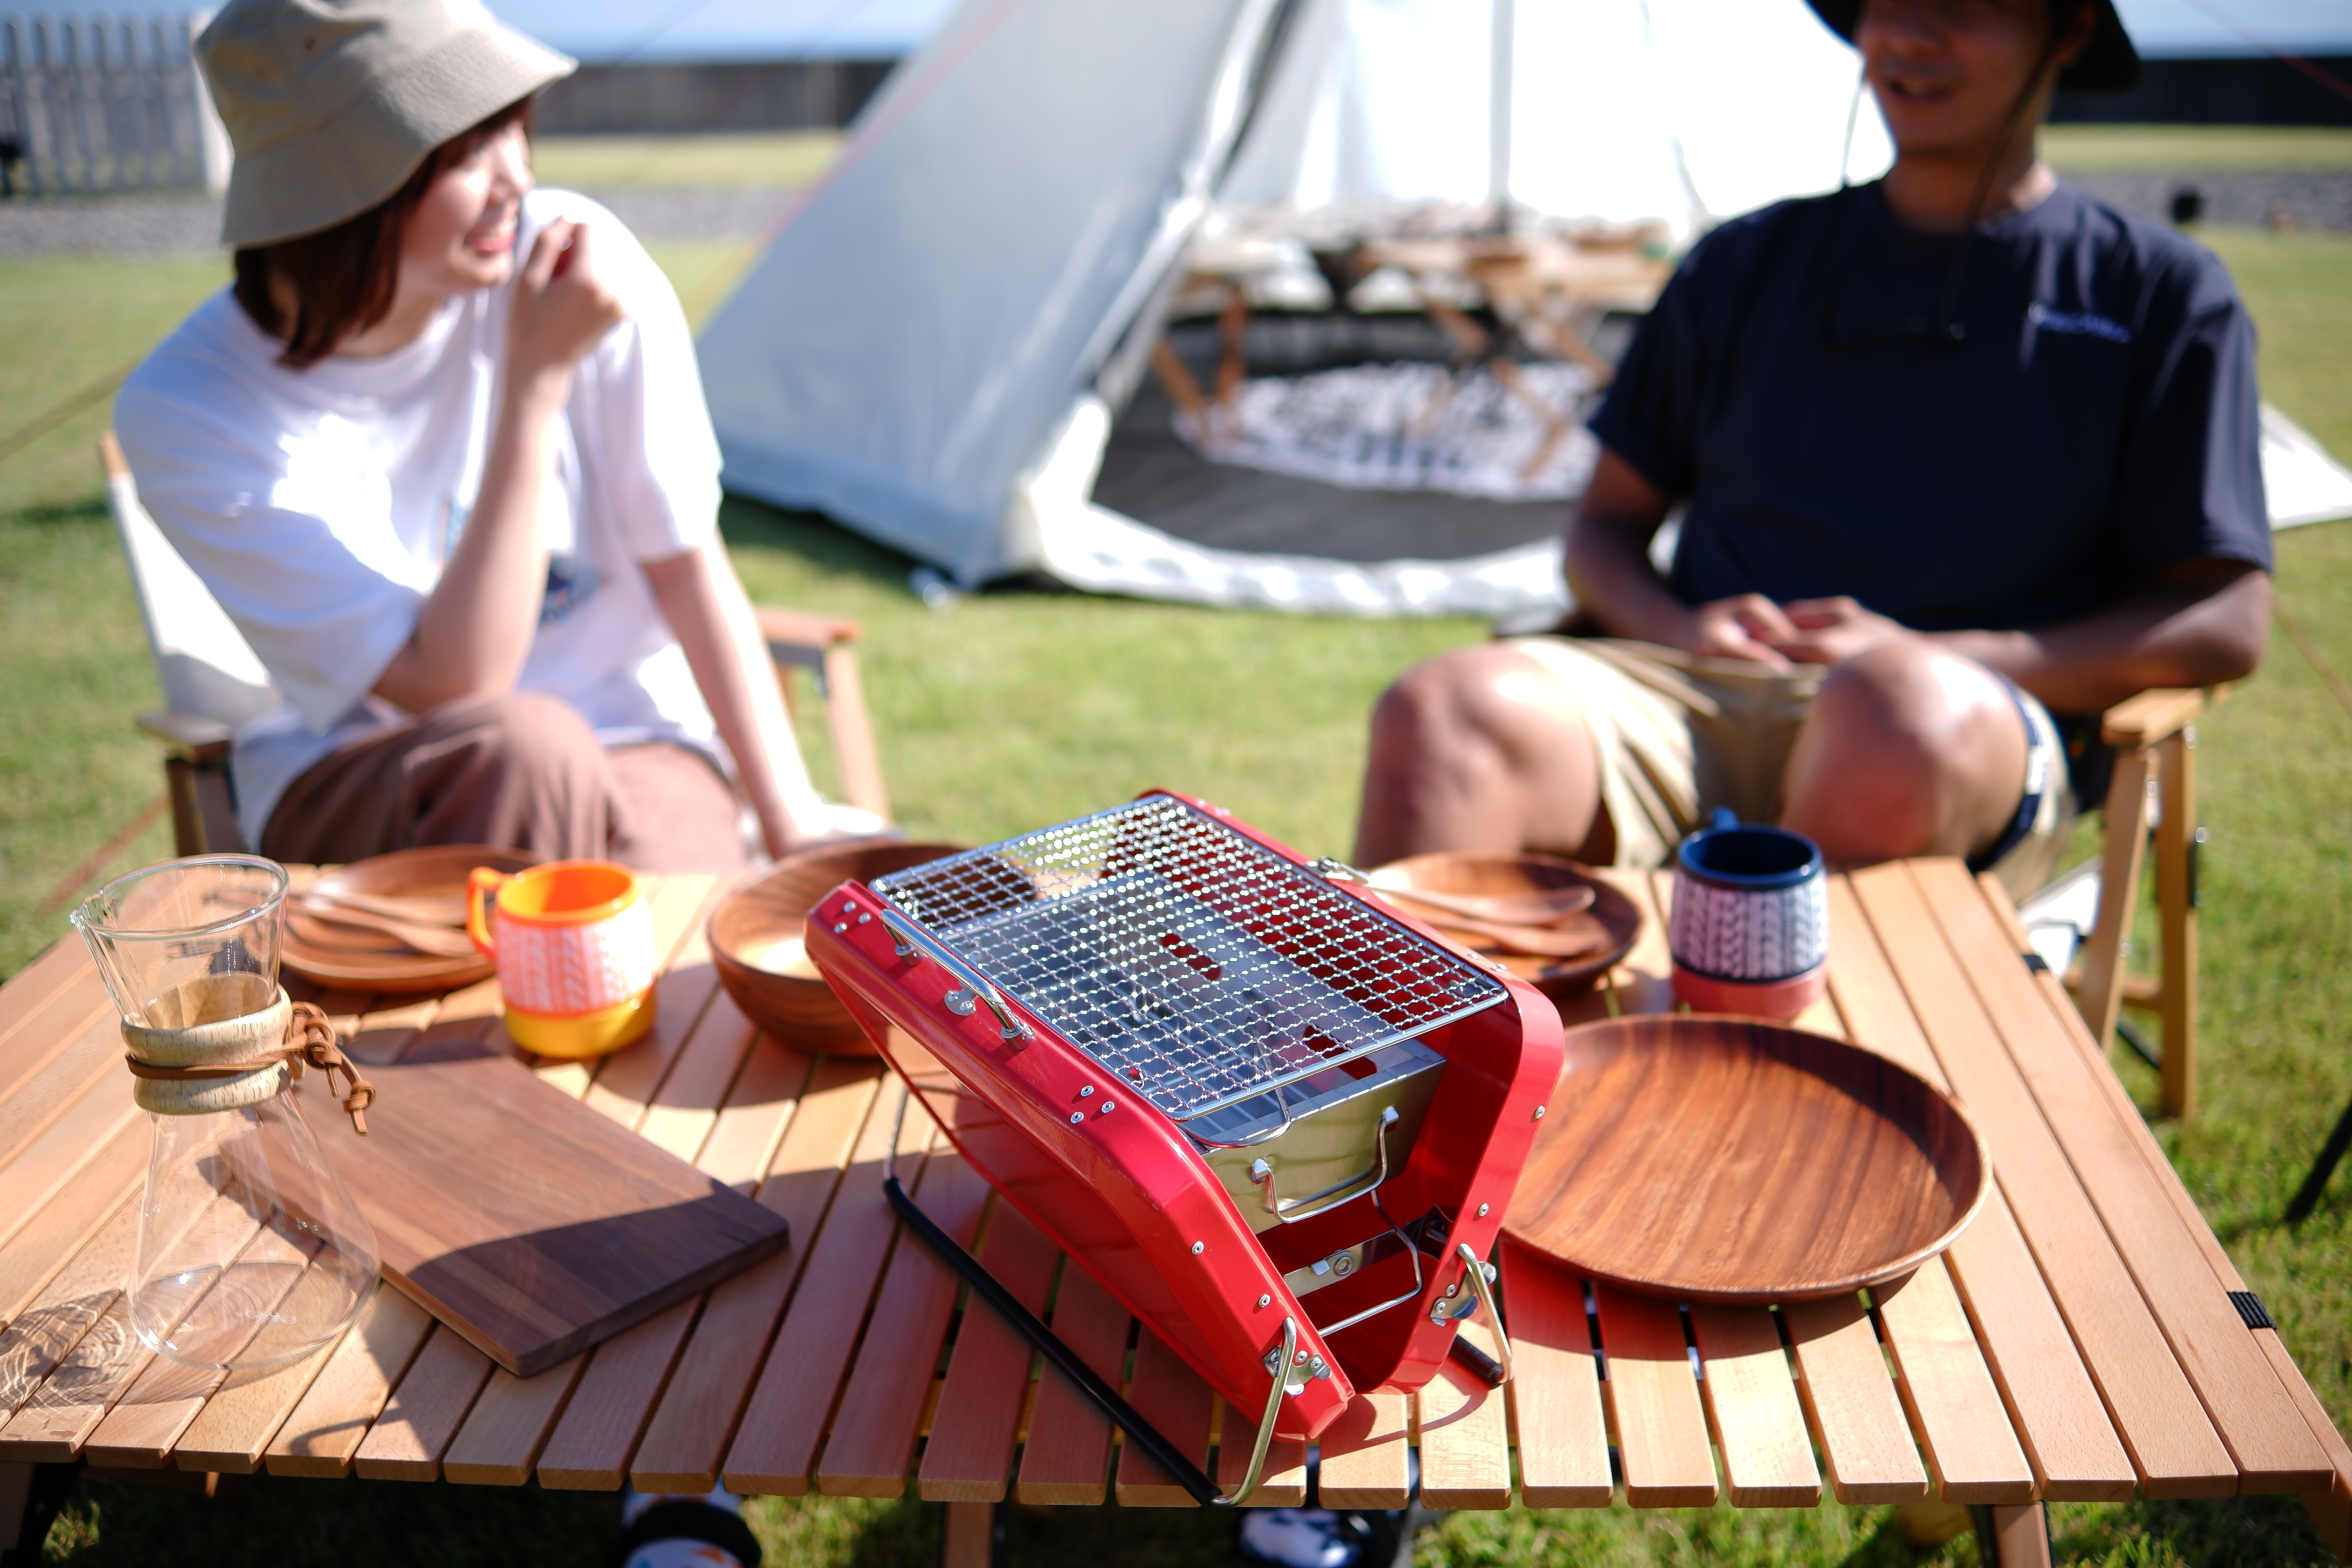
0,860,2347,1568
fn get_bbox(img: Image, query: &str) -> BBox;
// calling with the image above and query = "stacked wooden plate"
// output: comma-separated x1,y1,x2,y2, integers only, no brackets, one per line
282,844,541,994
1366,851,1641,999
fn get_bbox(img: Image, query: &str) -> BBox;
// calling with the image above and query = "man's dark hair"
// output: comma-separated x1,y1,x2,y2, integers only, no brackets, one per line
233,97,535,371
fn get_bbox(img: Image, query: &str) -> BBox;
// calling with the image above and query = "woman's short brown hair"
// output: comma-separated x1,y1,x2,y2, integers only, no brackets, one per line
234,97,534,370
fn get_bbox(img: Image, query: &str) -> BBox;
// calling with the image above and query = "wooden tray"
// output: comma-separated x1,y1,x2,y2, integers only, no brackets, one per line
281,845,540,994
1503,1016,1989,1302
311,1047,791,1375
1365,851,1641,997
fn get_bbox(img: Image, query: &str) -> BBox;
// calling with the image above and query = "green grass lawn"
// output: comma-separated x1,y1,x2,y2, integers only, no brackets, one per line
5,214,2352,1565
2042,124,2352,171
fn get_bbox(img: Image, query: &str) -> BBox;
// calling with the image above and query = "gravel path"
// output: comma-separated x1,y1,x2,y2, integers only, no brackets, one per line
0,185,802,258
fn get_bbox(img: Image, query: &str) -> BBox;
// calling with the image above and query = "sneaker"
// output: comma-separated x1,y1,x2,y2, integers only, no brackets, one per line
1236,1507,1377,1568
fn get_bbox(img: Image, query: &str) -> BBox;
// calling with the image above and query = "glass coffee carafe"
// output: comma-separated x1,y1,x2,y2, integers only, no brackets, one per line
73,855,379,1371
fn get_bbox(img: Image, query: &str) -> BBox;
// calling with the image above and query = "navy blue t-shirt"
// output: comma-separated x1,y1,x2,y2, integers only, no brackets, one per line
1588,181,2271,633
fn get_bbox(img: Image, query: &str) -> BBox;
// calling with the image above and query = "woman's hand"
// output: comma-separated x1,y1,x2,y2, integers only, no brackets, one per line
506,219,625,393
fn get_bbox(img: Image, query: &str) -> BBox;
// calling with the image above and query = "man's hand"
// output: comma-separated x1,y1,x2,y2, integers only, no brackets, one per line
1768,595,1917,666
1681,594,1800,669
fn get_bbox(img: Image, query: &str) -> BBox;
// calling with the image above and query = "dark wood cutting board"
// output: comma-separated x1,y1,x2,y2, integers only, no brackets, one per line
310,1051,791,1376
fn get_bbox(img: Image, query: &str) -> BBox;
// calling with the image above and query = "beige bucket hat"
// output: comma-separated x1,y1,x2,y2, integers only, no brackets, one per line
198,0,576,249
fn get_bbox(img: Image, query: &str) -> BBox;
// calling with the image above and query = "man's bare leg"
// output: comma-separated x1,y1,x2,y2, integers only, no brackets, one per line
1354,644,1609,866
1779,643,2030,866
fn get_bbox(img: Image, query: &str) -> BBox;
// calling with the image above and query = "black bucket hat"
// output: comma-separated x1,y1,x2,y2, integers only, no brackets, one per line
1805,0,2140,93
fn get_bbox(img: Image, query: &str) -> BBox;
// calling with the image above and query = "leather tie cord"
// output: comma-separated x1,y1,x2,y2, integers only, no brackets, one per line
123,1001,377,1134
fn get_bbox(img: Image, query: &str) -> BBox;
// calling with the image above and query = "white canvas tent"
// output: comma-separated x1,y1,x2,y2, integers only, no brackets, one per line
698,0,2352,619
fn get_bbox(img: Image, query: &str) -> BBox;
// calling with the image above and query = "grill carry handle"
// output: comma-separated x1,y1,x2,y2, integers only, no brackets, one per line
872,907,1034,1047
882,1172,1295,1508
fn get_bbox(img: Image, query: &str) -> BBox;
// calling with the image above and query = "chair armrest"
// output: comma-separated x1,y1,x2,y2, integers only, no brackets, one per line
138,708,232,763
2099,685,2227,748
755,606,862,652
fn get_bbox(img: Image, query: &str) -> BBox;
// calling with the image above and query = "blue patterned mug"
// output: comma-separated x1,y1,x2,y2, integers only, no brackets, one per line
1668,811,1829,1019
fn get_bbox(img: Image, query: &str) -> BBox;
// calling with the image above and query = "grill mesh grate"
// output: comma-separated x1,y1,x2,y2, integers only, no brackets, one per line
870,796,1506,1122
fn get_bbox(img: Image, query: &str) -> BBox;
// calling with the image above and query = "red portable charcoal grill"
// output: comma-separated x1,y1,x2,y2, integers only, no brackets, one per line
805,791,1562,1492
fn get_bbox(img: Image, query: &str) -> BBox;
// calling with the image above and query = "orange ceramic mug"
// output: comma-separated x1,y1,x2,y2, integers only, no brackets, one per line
466,860,658,1057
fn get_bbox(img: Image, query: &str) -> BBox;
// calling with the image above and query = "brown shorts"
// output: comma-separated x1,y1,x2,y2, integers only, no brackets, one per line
259,691,750,875
1508,637,2069,899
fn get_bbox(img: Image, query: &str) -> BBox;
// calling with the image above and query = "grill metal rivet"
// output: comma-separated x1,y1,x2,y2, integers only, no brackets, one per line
1100,1101,1115,1114
1069,1112,1085,1125
1534,1105,1546,1120
1078,1086,1094,1098
1191,1241,1205,1256
1477,1203,1490,1218
832,923,847,934
857,913,870,924
1257,1294,1271,1309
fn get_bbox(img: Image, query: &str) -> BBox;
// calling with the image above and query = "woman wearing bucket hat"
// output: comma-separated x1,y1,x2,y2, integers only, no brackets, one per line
1354,0,2271,897
114,0,878,873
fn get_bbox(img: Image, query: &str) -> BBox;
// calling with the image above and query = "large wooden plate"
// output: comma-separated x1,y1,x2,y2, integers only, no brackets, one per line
281,844,541,994
1366,851,1640,998
1504,1016,1989,1302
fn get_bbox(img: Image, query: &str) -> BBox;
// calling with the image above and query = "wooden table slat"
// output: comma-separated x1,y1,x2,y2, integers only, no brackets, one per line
83,1225,316,1468
1824,878,2135,1500
1781,1293,1929,1504
1111,1324,1213,1507
1689,1305,1822,1507
0,1127,142,1331
0,938,109,1056
579,878,728,1132
817,1152,994,1497
1497,1238,1612,1508
0,984,113,1143
691,1036,824,1198
172,1319,345,1475
1602,869,1674,1018
1918,861,2336,1492
626,1056,879,1494
1216,1397,1308,1506
265,1287,436,1476
0,1047,140,1256
1316,1390,1411,1510
1848,863,2238,1497
1012,1263,1127,1506
0,1291,151,1462
633,993,759,1167
444,1357,587,1486
719,1094,937,1495
919,1201,1060,1502
1872,1262,2034,1503
0,1203,140,1426
1416,1316,1515,1511
1593,1284,1717,1508
538,1299,702,1490
352,1323,494,1480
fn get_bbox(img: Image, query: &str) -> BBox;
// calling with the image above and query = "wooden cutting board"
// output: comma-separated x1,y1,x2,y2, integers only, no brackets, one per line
311,1050,791,1376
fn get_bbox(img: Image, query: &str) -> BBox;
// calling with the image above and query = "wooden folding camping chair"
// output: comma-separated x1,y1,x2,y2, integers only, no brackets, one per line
101,432,890,853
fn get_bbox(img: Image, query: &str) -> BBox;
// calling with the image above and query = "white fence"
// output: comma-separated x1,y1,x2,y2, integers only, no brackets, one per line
0,11,229,197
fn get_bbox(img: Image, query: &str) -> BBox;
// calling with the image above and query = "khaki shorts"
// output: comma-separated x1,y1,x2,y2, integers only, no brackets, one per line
1509,637,2069,900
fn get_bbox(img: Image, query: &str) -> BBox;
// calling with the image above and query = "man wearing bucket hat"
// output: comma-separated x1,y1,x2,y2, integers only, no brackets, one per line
1353,0,2272,896
114,0,880,873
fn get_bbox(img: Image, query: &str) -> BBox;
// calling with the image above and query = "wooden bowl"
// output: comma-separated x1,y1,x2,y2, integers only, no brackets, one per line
283,844,542,995
1366,851,1640,997
1504,1016,1990,1302
709,841,967,1054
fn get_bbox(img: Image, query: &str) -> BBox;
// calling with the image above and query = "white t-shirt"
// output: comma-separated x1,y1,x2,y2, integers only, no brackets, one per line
115,189,726,848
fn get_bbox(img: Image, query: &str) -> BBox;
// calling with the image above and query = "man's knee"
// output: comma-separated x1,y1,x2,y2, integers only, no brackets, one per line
1371,644,1581,760
1789,644,2023,858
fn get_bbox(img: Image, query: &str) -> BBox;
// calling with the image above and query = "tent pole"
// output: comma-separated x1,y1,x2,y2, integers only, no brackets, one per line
1490,0,1514,234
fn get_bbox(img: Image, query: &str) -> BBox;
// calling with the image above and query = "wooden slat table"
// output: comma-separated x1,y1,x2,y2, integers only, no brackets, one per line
2,860,2348,1568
